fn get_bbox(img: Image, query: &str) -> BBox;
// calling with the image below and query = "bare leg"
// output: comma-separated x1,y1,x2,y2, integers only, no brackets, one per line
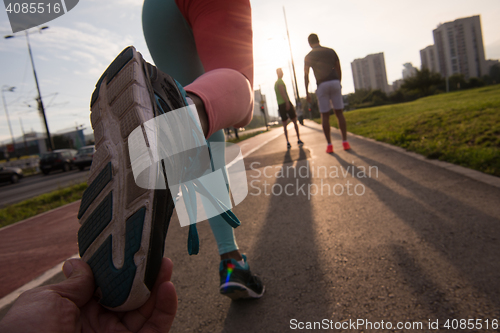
321,112,331,144
283,120,289,142
334,109,347,141
291,117,301,141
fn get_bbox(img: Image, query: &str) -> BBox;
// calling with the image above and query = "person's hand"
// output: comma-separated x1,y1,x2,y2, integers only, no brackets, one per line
0,258,177,333
285,101,290,111
306,92,311,103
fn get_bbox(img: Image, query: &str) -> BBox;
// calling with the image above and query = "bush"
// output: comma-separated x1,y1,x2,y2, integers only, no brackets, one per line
489,64,500,84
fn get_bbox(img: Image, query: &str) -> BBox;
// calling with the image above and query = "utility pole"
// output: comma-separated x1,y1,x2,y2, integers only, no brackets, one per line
259,86,269,130
5,26,54,151
1,86,16,155
25,29,54,151
283,7,300,105
20,117,28,155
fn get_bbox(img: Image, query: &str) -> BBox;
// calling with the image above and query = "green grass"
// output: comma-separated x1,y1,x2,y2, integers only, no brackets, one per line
0,155,38,164
317,85,500,176
0,182,88,229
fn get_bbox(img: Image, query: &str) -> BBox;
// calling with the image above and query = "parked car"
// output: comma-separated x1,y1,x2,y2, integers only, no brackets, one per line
39,149,78,175
0,166,23,184
74,145,95,171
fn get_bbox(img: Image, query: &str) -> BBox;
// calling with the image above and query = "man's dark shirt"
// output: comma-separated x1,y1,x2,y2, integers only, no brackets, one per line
305,46,340,85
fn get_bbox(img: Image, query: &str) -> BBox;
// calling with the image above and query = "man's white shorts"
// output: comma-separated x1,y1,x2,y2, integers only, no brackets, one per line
316,80,344,113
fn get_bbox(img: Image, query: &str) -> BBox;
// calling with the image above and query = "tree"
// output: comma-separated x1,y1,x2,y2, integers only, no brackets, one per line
345,89,370,110
401,68,444,97
489,64,500,84
448,74,466,91
361,89,388,106
467,77,485,89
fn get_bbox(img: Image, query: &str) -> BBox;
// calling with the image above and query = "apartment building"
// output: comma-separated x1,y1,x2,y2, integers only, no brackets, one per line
420,45,440,73
432,15,487,79
351,52,390,93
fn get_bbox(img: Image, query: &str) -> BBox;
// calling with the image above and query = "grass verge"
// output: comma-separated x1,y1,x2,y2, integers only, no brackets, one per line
0,182,88,229
316,85,500,176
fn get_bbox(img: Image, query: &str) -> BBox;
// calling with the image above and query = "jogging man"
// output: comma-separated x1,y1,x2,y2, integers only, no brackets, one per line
304,33,350,153
275,68,303,149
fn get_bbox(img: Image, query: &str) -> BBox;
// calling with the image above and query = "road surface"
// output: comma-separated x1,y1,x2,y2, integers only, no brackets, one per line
0,168,89,208
1,120,499,332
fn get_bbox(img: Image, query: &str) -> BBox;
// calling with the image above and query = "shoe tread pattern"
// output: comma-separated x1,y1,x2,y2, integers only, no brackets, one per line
90,47,134,107
78,161,112,219
78,192,113,256
87,207,146,308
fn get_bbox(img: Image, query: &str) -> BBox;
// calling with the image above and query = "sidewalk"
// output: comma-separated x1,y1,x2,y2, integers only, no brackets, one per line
0,201,80,300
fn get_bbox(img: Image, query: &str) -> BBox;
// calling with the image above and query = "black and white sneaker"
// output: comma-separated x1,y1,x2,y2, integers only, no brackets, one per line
219,255,265,300
77,46,189,311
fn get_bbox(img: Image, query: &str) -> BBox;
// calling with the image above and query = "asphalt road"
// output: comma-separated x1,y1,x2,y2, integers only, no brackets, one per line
166,121,500,332
2,120,500,332
0,168,89,208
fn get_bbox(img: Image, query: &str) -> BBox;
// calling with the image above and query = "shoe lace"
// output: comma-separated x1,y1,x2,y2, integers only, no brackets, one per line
151,76,241,255
180,130,241,255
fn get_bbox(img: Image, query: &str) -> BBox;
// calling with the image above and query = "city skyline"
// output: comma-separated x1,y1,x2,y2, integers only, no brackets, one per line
1,0,499,142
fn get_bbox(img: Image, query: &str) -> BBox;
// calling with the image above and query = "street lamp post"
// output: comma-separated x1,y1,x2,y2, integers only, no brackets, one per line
5,26,54,151
1,86,16,155
283,7,300,106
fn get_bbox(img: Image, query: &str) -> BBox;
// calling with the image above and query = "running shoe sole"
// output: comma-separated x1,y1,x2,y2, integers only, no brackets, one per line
77,46,175,311
220,283,265,300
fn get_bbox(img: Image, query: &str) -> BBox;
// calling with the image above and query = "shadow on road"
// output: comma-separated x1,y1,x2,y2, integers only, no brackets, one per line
334,151,500,313
222,147,333,332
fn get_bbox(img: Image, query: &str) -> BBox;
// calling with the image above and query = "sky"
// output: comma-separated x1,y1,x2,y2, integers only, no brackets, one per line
0,0,499,143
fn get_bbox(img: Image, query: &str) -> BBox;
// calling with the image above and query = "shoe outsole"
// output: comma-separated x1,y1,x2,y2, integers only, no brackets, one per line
220,283,265,300
78,46,172,311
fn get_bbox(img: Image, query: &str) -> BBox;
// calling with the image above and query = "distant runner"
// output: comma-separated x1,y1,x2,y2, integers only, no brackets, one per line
304,33,350,153
274,68,304,149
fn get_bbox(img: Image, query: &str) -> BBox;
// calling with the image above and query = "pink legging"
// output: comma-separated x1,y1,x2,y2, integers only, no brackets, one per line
175,0,254,138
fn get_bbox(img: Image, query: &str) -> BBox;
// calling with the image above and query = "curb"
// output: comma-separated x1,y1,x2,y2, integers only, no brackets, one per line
0,200,81,232
305,119,500,189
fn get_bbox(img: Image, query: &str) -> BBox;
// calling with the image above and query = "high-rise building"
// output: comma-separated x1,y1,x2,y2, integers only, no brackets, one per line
432,15,487,79
420,45,440,73
402,63,418,79
351,52,390,93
